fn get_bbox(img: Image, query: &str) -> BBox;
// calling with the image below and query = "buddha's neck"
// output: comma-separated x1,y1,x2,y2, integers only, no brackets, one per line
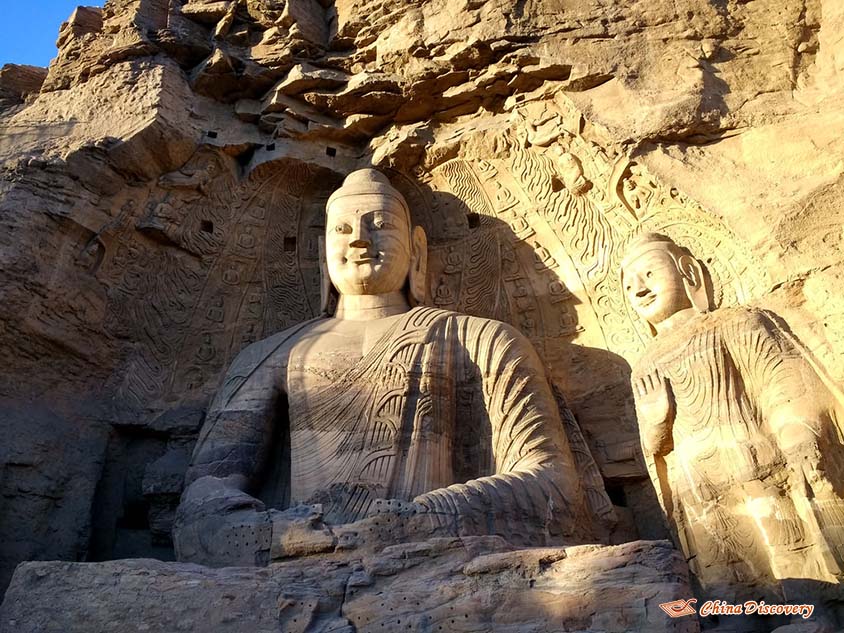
335,292,411,321
653,307,697,335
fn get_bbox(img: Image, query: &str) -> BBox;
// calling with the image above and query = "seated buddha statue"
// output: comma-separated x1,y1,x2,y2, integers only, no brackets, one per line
174,168,610,566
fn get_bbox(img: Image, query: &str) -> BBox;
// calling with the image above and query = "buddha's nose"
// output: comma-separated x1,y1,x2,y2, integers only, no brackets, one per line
349,218,371,249
630,275,650,296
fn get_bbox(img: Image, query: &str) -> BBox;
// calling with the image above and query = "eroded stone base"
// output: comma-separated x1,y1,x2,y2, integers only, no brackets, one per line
0,538,697,633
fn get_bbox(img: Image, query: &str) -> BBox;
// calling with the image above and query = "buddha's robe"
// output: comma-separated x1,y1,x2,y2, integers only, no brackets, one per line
633,307,844,596
179,307,607,565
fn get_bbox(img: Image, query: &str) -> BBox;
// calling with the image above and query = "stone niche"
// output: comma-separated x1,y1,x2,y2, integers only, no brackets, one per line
0,0,843,631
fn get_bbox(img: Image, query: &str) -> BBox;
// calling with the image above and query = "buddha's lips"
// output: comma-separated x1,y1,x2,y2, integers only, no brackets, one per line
637,294,656,308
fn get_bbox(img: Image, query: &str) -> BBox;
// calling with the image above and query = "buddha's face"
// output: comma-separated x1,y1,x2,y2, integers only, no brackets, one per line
325,194,412,296
623,248,692,325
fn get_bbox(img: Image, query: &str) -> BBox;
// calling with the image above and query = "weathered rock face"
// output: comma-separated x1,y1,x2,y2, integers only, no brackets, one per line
0,65,47,108
0,0,843,629
0,538,699,633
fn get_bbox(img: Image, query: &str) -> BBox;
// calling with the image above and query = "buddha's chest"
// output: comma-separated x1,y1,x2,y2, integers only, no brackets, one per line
641,329,737,398
281,320,433,508
640,329,764,463
286,344,361,393
283,321,389,404
280,313,463,445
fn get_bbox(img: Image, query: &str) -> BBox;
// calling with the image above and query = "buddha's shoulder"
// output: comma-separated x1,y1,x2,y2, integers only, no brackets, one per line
228,317,328,369
632,307,777,373
692,306,778,338
407,306,527,344
664,306,772,339
716,306,778,330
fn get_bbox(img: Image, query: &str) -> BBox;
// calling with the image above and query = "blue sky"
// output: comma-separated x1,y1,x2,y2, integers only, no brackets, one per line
0,2,104,68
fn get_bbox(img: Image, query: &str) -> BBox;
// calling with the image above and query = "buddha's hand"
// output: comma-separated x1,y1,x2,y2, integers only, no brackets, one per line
333,498,455,551
633,370,675,456
783,437,841,499
174,475,272,566
268,504,336,560
773,412,841,497
179,475,266,514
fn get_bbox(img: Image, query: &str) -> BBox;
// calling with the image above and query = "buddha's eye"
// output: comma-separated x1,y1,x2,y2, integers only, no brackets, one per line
371,214,394,230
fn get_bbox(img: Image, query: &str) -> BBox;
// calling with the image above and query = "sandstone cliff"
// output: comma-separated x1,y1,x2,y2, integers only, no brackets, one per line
0,0,842,607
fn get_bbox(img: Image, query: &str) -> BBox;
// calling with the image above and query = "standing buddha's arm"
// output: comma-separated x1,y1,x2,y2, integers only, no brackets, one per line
413,317,594,544
725,309,844,488
725,310,837,454
725,308,844,570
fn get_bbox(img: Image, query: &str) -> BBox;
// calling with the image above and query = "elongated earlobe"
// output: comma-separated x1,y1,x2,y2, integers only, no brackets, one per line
408,226,428,306
318,236,338,316
677,254,712,313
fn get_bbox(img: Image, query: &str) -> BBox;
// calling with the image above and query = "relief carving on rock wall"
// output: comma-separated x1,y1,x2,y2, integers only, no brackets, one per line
96,152,339,415
4,0,844,624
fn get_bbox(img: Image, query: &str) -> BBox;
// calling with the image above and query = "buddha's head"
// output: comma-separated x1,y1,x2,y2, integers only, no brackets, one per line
322,169,427,311
620,232,711,335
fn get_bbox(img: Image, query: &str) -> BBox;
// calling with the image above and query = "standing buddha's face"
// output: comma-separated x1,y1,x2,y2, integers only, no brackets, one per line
325,194,412,296
623,248,692,326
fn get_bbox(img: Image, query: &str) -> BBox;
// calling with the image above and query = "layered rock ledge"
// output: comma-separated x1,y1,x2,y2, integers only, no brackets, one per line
0,538,697,633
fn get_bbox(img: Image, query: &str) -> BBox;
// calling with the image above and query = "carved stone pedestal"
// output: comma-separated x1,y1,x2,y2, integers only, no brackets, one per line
0,538,697,633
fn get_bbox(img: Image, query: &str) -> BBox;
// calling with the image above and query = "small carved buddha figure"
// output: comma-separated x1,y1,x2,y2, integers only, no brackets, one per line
174,169,610,567
553,150,590,197
622,233,844,617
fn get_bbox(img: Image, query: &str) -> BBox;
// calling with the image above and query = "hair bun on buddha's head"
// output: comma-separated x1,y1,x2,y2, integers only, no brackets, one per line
342,168,391,188
327,168,410,221
620,231,692,271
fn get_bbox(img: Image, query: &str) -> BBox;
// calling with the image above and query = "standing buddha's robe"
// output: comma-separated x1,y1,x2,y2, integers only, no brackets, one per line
632,307,844,599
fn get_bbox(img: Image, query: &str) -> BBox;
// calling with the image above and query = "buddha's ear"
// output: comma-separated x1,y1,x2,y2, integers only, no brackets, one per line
408,226,428,306
318,236,338,316
677,254,712,313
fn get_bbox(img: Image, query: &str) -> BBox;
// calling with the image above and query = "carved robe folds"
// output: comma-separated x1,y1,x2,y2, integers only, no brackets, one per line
633,307,844,599
176,306,602,566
